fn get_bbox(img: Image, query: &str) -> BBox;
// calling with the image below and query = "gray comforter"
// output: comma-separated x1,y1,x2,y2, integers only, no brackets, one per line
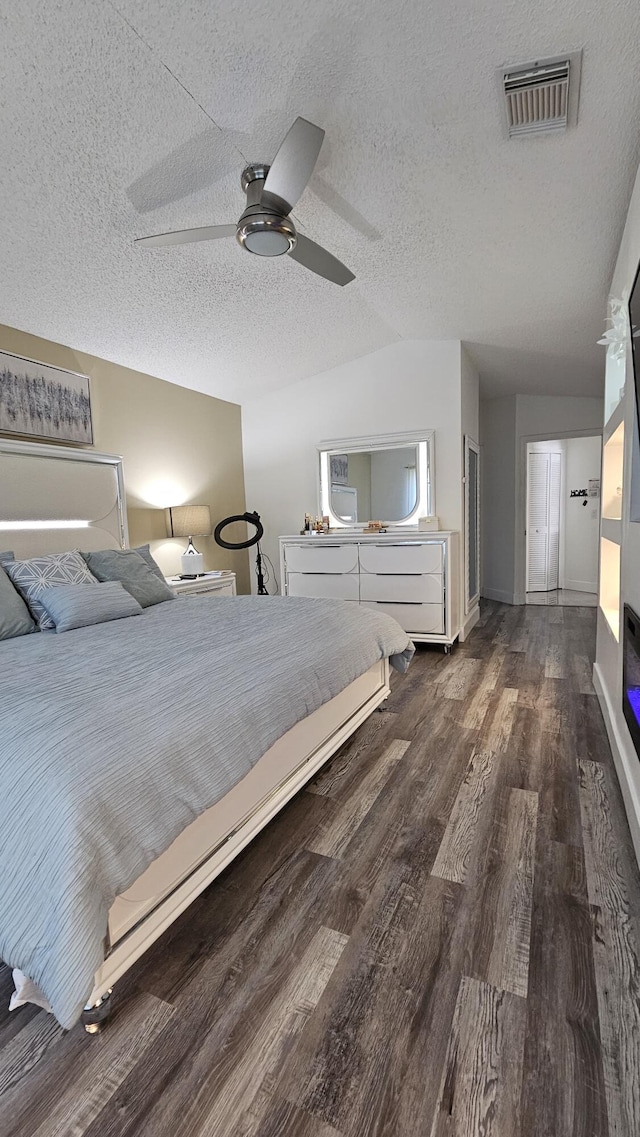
0,595,412,1028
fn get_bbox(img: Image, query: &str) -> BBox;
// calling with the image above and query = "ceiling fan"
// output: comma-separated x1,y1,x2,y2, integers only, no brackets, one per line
134,117,355,286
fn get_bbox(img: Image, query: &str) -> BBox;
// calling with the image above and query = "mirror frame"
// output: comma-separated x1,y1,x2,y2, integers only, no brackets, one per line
317,430,435,528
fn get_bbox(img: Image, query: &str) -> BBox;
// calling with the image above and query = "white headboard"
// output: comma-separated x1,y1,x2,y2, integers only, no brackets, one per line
0,439,129,558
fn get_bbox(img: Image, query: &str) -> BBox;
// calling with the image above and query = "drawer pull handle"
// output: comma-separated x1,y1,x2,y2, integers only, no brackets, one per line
373,600,423,606
294,572,348,577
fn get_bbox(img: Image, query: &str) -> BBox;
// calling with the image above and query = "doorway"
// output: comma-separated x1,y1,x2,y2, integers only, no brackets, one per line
525,436,601,606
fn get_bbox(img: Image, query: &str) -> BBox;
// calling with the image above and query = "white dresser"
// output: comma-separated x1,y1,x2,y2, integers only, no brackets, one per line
279,532,460,648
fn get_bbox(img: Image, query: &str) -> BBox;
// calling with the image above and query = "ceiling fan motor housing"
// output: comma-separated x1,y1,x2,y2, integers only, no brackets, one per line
237,164,297,257
135,120,354,284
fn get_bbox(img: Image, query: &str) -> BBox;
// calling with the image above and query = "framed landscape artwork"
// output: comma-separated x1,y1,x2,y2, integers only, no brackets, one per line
0,350,93,445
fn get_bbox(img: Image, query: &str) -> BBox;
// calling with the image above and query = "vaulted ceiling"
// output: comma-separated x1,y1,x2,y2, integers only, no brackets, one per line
1,1,639,402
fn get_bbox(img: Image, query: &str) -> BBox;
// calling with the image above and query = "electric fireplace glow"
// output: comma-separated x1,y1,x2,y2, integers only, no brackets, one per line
623,604,640,758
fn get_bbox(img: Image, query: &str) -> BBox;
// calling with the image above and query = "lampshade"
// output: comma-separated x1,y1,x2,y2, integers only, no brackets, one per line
166,504,211,538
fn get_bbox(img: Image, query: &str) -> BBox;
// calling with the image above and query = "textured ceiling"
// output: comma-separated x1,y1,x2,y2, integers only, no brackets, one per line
1,0,640,402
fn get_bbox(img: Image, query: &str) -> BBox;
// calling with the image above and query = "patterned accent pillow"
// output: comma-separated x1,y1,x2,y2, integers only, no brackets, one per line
0,551,15,565
5,551,98,630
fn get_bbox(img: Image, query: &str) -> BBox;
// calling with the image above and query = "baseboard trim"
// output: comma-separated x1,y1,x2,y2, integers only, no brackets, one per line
593,661,640,868
480,587,519,605
564,579,597,593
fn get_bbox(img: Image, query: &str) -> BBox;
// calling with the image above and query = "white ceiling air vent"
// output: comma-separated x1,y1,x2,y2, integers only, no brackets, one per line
498,51,582,138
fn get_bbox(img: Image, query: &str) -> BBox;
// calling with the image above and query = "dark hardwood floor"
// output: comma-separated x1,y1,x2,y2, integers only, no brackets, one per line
1,600,640,1136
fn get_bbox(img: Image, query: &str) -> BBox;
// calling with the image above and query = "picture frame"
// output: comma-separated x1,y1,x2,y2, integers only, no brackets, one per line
0,350,93,445
330,453,348,485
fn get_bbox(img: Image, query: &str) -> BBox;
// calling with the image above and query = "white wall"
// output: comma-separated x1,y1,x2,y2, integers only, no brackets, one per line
515,395,603,440
528,439,565,453
242,339,471,589
480,395,517,603
461,347,480,449
563,435,601,592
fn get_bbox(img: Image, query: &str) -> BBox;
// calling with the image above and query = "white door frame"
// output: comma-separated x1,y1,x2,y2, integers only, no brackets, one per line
515,428,602,605
464,436,480,614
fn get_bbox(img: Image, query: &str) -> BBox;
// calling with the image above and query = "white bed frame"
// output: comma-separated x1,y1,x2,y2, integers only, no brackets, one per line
92,658,389,1017
0,440,391,1029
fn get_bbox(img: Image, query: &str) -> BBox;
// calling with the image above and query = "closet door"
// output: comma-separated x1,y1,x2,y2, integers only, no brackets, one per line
527,451,561,592
547,452,561,589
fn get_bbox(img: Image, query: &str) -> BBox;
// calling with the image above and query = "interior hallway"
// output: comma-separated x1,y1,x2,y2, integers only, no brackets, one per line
0,600,639,1136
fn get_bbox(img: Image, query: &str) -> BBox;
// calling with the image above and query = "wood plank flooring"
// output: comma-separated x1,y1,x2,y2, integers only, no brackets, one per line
2,600,640,1136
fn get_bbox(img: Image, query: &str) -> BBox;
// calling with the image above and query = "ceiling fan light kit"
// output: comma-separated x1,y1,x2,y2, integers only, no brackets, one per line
236,167,297,257
237,213,296,256
135,117,355,286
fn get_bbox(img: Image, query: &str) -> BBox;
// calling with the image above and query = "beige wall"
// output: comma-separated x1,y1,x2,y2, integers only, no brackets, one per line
0,324,250,592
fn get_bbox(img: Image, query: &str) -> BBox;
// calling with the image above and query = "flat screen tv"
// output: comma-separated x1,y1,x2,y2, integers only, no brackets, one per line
628,260,640,436
623,604,640,762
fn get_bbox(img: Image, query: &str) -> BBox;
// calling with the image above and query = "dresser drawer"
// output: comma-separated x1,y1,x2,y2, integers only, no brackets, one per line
359,572,443,605
175,581,235,597
359,542,443,575
167,574,236,597
287,573,359,601
284,543,359,574
361,600,444,635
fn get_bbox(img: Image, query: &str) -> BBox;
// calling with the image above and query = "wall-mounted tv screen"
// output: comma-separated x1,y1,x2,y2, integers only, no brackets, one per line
629,260,640,437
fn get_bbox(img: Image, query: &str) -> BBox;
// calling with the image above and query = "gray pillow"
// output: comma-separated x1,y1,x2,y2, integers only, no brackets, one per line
133,544,166,583
0,551,15,565
82,548,175,608
5,551,99,630
38,581,143,633
0,565,36,640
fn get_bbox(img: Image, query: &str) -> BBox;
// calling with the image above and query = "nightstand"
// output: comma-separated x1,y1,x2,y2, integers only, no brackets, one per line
165,571,237,598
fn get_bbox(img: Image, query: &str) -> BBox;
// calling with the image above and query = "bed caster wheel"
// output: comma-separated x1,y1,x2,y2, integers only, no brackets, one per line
443,644,452,655
376,700,388,713
82,989,113,1034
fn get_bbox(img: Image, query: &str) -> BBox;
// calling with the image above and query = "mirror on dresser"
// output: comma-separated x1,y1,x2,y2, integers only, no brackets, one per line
318,430,434,527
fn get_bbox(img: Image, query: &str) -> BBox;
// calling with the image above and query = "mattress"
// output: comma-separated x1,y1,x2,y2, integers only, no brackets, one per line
0,595,412,1027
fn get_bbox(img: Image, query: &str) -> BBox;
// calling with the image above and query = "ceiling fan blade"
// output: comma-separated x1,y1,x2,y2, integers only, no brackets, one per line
261,117,325,214
288,234,355,286
134,224,236,249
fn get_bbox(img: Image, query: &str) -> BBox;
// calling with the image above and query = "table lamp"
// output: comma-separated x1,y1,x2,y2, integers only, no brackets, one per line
166,505,211,578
